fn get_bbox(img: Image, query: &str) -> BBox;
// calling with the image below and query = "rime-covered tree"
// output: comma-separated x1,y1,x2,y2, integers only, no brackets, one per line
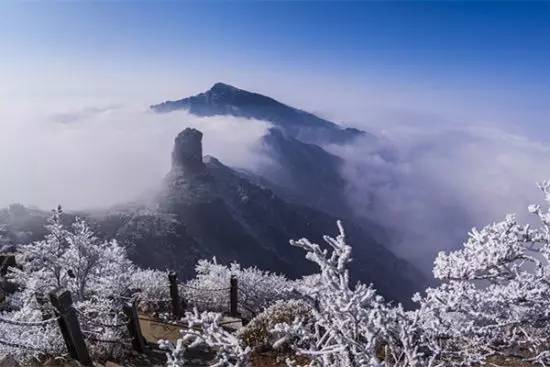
8,206,133,303
2,207,134,360
413,180,550,365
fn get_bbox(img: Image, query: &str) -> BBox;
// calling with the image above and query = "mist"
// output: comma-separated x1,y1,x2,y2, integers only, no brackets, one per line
1,89,549,276
327,119,550,274
0,105,271,210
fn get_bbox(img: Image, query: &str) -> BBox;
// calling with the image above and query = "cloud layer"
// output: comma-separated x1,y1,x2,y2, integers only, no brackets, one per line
328,122,550,273
0,105,270,210
1,97,549,276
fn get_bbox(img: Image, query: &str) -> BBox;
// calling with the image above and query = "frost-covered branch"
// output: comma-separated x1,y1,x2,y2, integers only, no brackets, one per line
1,207,135,360
160,308,251,367
274,220,422,367
415,180,550,365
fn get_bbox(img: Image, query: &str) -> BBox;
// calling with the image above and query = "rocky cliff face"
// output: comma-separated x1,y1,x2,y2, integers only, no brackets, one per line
162,128,215,206
171,128,205,174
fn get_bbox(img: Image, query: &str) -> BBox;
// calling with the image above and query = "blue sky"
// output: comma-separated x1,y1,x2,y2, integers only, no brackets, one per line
0,1,549,137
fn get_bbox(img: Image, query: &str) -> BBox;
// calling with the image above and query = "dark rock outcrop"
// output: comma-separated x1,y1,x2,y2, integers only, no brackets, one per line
172,128,205,174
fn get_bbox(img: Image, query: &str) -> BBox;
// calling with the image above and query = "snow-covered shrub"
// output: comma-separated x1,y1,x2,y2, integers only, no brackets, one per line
160,308,252,367
8,207,133,303
270,221,423,367
130,268,171,313
238,299,313,351
2,207,135,360
182,259,297,318
413,180,550,366
0,303,65,360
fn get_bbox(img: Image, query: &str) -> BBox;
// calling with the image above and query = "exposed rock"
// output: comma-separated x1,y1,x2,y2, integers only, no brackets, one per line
104,362,123,367
171,128,205,174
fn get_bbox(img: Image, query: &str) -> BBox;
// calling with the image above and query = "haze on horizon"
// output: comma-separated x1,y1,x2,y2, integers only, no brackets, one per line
1,1,550,272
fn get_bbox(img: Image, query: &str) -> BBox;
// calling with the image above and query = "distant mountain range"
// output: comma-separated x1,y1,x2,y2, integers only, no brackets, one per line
0,83,425,306
151,82,369,145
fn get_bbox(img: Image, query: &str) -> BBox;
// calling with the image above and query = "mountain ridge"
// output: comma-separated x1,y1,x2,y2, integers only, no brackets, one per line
144,128,424,305
151,83,368,145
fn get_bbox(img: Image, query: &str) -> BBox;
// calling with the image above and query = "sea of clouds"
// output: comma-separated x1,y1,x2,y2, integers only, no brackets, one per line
0,104,271,210
328,121,550,273
1,96,549,275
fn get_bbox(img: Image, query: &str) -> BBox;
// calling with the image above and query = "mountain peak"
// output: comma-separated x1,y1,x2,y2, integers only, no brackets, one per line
151,84,368,145
210,82,239,93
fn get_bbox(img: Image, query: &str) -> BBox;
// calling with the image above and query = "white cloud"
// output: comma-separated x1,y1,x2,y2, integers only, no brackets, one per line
327,122,550,274
0,104,271,210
